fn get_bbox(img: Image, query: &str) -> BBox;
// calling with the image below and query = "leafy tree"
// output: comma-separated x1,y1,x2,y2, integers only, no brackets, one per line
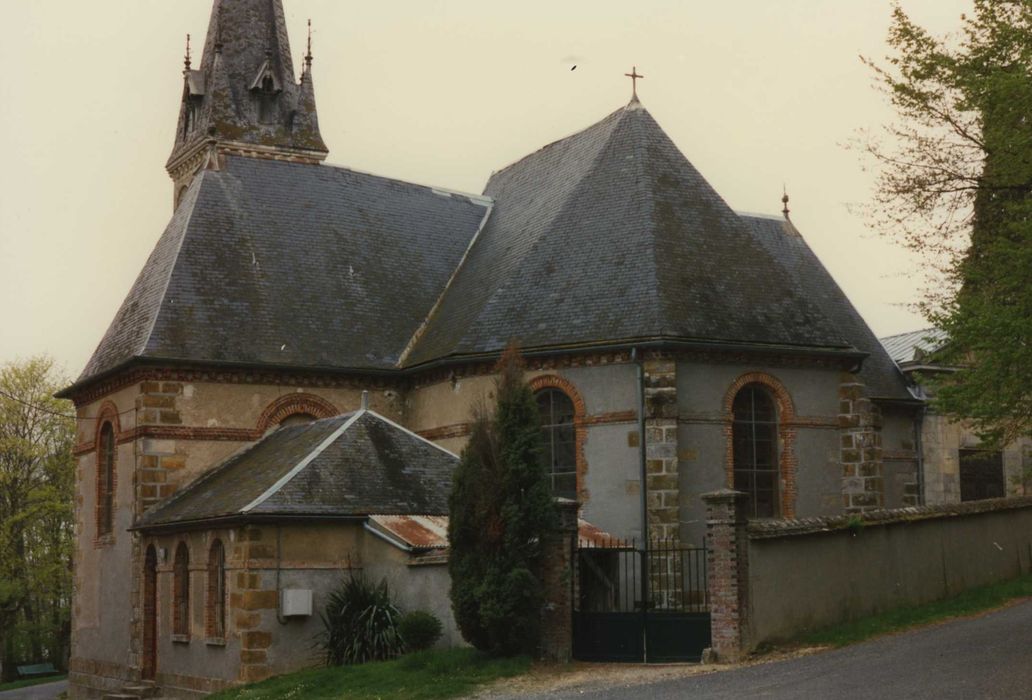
862,1,1032,446
448,346,557,656
0,356,75,679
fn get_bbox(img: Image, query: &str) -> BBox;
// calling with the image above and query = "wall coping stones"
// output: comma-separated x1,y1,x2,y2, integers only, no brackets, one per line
747,495,1032,540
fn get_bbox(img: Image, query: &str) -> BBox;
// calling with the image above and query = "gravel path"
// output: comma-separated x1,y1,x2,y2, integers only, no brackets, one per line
488,598,1032,699
0,680,68,700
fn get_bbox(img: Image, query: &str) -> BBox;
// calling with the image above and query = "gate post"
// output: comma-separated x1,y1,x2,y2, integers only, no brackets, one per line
539,498,579,662
702,489,748,663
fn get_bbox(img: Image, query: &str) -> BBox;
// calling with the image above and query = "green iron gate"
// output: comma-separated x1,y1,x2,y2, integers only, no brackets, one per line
573,538,710,663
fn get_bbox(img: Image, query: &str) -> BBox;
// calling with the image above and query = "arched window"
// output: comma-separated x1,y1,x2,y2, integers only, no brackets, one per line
206,540,226,640
97,422,115,537
173,543,190,640
535,388,577,499
732,384,780,518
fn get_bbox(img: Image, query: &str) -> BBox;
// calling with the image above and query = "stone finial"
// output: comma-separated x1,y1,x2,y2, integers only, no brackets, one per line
782,186,790,219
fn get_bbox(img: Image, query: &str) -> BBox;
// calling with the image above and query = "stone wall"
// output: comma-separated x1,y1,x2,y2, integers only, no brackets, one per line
839,375,884,513
704,493,1032,658
644,359,679,539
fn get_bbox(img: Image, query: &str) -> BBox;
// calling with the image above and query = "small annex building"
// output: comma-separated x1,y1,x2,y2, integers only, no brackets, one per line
62,0,945,696
880,329,1031,505
131,405,462,691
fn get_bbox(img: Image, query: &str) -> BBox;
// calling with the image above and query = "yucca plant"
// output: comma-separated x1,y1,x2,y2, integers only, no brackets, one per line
319,573,403,665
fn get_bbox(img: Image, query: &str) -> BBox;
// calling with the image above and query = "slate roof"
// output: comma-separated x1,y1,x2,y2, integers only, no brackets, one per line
740,214,913,401
136,410,458,529
76,156,489,384
74,98,912,396
403,100,852,366
879,328,949,366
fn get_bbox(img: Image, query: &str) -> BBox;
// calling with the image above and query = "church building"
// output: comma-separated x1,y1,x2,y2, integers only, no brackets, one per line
62,0,928,696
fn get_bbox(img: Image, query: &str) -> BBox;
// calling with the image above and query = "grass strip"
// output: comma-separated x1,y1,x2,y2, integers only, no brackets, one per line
208,648,530,700
799,573,1032,648
0,675,67,693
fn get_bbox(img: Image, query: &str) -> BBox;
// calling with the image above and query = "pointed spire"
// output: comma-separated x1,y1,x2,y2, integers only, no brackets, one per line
184,34,192,72
782,186,791,219
167,0,328,195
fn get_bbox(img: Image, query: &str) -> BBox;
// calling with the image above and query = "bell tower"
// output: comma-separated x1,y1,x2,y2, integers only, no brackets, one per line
166,0,328,208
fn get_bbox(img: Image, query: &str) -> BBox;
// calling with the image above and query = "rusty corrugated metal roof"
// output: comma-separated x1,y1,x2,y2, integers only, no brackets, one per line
368,514,617,551
369,514,449,549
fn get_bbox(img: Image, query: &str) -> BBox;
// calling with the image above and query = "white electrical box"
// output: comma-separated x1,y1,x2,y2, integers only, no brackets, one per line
281,589,313,617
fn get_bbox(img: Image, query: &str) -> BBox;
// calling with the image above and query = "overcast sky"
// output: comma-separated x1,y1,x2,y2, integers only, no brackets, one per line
0,0,972,379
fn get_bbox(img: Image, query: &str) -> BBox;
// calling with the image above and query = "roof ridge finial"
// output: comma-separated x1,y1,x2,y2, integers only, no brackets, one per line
184,34,192,72
305,19,313,70
782,185,791,219
625,65,644,102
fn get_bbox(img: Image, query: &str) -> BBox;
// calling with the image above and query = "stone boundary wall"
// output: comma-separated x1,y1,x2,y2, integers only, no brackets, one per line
704,492,1032,659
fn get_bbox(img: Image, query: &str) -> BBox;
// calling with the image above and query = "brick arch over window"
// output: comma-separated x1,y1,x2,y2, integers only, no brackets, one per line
722,372,798,519
94,401,121,543
256,393,339,434
528,375,589,503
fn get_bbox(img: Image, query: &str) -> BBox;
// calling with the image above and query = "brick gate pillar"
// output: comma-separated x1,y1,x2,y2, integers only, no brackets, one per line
702,489,748,662
539,498,579,661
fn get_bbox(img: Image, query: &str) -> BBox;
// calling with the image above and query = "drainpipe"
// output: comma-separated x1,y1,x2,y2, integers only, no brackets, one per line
631,348,649,547
632,348,650,662
915,404,926,506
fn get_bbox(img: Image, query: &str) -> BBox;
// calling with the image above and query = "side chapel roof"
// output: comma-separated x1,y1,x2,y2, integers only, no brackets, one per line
135,409,458,529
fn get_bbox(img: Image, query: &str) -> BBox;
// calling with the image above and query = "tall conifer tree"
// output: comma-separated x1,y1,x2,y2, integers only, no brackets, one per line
448,345,558,656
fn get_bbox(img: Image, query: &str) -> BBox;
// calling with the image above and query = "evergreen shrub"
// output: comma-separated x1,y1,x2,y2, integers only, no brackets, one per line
399,610,444,652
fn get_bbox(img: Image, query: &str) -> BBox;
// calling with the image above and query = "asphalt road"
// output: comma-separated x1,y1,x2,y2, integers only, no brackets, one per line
0,680,67,700
534,599,1032,699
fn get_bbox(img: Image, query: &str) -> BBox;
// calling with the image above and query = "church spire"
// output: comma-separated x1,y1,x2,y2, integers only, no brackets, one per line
167,0,329,209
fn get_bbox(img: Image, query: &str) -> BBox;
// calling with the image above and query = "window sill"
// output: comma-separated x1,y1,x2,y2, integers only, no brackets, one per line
206,637,227,647
171,634,191,645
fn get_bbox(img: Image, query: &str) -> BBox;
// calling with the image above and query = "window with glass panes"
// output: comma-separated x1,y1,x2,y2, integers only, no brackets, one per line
207,540,226,640
535,389,577,499
732,384,780,518
97,423,115,536
173,543,190,639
